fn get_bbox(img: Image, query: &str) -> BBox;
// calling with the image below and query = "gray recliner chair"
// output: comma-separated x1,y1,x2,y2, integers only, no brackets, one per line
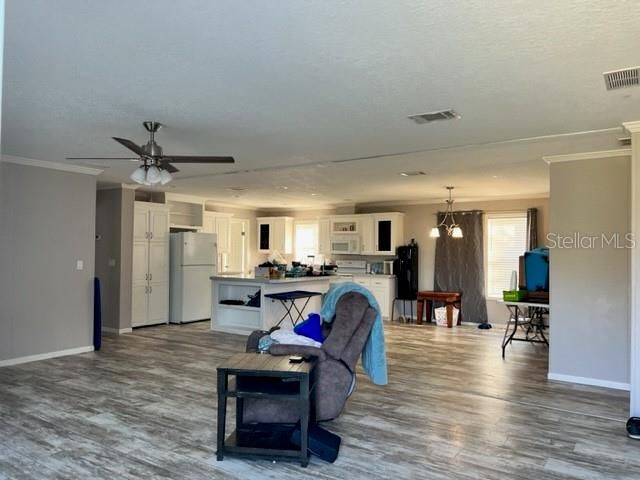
242,292,376,424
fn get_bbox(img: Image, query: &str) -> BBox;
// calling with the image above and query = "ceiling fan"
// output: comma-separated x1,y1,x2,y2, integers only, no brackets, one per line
66,121,235,185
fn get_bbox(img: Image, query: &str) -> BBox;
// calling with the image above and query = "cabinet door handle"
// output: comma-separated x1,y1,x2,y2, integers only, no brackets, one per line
145,273,148,280
149,285,152,294
145,286,148,294
149,273,152,281
150,232,153,239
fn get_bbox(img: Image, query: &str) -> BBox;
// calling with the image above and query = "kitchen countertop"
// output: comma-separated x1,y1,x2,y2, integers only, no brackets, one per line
211,274,332,284
352,273,396,278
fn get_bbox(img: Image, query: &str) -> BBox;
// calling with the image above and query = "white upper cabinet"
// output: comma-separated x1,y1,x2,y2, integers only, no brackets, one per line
215,216,230,253
134,205,150,242
257,217,293,254
134,202,169,242
359,215,375,255
330,217,359,234
318,218,331,255
373,213,404,255
150,209,169,243
202,212,216,235
166,199,204,228
202,212,231,254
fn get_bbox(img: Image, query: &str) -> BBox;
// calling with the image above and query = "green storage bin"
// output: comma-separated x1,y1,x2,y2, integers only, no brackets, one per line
503,290,527,302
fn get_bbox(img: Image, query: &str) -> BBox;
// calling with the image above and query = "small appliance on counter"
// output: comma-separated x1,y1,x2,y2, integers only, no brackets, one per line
383,260,394,275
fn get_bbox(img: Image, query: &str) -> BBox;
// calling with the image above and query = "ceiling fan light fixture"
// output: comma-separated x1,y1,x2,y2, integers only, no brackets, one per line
146,165,162,184
130,166,147,184
159,169,173,185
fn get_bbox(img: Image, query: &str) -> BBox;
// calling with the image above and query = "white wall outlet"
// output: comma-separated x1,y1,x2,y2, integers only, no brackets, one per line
108,259,116,267
76,260,84,271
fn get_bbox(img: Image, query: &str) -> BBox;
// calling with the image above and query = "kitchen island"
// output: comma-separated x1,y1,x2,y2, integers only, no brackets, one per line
210,274,332,335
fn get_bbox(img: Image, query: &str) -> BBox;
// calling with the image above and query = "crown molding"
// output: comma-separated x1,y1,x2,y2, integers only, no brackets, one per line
542,148,631,165
623,121,640,135
1,155,103,175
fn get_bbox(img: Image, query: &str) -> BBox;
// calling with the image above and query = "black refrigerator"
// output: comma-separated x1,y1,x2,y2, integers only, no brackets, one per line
394,240,419,300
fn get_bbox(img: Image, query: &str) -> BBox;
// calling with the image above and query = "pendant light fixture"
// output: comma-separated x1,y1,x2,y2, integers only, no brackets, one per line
430,186,463,238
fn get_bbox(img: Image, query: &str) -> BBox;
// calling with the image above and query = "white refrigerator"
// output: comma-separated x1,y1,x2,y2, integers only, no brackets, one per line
170,232,217,324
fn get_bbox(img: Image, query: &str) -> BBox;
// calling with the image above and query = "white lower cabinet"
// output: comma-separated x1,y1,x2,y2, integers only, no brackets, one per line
353,275,396,320
147,282,170,325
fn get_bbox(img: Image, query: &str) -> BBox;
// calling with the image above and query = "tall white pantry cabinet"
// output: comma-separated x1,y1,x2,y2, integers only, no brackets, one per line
132,202,170,327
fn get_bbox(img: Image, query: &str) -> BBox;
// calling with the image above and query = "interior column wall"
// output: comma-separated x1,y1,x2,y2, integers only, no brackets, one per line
625,123,640,416
548,155,631,388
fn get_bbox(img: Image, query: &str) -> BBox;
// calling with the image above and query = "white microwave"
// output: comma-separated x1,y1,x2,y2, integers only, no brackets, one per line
330,235,360,254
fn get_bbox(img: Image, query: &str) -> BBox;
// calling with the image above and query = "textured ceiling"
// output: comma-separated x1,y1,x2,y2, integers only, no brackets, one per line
2,0,639,207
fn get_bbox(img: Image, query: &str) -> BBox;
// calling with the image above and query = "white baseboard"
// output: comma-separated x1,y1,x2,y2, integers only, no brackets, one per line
101,327,132,335
0,345,95,368
548,372,630,391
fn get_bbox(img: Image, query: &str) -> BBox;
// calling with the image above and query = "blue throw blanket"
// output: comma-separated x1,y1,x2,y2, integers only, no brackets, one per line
320,282,388,385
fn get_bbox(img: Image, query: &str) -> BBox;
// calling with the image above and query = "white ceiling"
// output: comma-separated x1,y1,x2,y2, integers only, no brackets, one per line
2,1,639,208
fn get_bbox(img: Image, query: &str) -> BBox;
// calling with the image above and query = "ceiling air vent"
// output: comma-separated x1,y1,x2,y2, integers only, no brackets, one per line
400,171,427,177
408,109,460,124
603,67,640,90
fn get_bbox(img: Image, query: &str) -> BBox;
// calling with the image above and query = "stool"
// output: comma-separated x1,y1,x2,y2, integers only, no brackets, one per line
264,290,323,327
391,297,415,322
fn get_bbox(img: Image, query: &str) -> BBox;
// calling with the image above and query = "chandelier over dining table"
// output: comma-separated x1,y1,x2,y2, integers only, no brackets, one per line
429,186,463,238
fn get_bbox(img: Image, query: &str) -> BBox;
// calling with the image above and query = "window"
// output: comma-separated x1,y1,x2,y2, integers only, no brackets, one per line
485,213,528,298
294,221,319,263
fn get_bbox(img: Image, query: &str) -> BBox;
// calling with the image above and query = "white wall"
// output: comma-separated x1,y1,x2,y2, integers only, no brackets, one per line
0,163,97,362
548,156,631,389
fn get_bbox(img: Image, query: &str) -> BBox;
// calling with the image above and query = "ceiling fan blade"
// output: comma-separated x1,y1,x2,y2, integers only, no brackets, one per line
160,161,180,173
112,137,147,157
66,156,139,160
162,155,235,164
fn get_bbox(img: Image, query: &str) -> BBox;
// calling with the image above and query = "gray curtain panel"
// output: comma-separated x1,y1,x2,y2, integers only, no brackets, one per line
526,208,538,250
433,210,488,324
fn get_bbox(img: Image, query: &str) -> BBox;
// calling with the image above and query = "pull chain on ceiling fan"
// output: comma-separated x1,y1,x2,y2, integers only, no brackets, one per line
66,121,235,185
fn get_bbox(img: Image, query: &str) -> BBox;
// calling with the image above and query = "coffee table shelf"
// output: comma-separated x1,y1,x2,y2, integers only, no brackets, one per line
216,353,317,467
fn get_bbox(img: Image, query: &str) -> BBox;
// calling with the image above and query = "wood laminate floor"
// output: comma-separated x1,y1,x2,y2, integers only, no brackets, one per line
0,322,635,479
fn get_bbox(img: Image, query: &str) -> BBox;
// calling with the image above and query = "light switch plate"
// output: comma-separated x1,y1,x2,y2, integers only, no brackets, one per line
76,260,84,271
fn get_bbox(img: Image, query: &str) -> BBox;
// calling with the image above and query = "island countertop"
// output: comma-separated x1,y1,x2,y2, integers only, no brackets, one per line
210,274,333,284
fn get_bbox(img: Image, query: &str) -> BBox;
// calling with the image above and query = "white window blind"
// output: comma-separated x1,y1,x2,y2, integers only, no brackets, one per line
486,213,528,298
294,222,319,263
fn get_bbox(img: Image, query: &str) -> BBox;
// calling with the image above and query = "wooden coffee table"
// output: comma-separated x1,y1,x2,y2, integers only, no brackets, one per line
416,291,462,327
216,353,317,467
